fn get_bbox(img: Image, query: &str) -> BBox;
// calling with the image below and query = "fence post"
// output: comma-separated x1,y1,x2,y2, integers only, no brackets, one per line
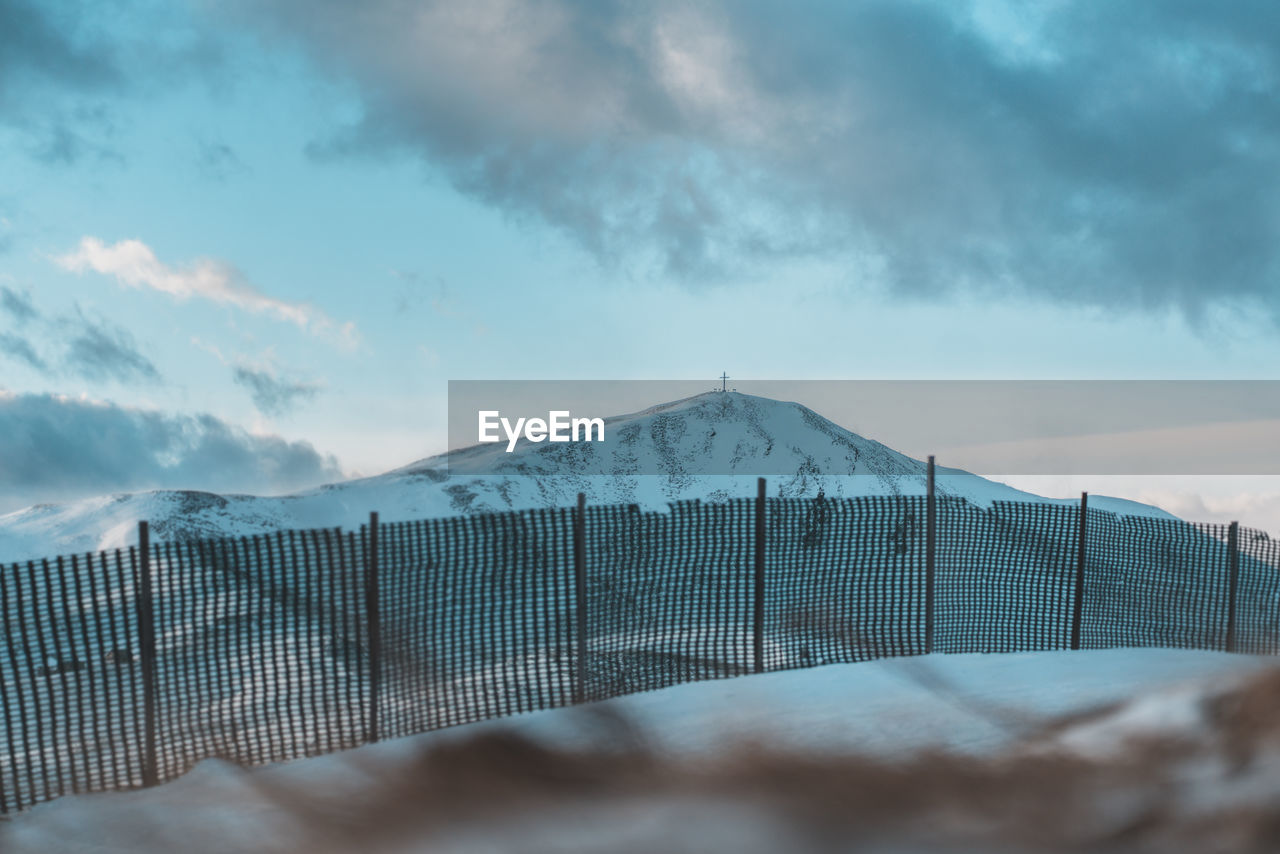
574,493,588,704
925,456,936,654
1226,521,1240,653
364,512,381,744
136,521,159,788
1070,493,1088,651
754,477,766,674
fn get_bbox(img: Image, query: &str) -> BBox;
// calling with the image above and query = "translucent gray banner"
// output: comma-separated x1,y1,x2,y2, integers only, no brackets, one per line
446,380,1280,475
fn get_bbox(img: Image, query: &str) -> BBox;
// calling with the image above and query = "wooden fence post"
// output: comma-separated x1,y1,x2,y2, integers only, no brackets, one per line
136,521,159,788
754,477,766,674
925,456,936,654
1070,493,1088,651
574,493,588,704
364,512,381,744
1226,521,1240,653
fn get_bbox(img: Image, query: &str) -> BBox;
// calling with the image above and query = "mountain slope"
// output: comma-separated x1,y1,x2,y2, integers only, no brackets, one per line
0,392,1172,562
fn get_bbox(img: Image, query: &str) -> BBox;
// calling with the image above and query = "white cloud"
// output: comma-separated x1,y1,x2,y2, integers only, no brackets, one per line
1003,474,1280,537
55,237,326,329
1131,481,1280,537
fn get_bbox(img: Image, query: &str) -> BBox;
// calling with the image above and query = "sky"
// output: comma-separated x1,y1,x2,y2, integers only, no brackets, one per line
3,0,1280,523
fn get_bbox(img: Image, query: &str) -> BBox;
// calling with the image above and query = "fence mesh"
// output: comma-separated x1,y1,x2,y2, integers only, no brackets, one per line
1,493,1277,813
585,501,753,700
765,496,926,669
378,511,575,737
1082,515,1232,651
1233,525,1280,656
935,500,1079,654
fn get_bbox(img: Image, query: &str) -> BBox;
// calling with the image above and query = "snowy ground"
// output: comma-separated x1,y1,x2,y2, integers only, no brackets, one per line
2,648,1275,853
498,648,1274,758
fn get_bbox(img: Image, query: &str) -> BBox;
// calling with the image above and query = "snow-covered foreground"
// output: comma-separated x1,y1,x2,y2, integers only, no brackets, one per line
3,649,1275,854
499,648,1276,758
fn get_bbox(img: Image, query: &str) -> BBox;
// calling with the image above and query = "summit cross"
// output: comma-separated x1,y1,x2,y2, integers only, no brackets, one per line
720,372,729,392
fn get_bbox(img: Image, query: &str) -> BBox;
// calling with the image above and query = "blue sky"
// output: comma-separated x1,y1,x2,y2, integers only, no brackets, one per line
3,0,1280,515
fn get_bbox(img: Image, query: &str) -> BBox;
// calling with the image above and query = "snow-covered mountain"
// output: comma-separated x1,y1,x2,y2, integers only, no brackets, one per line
0,392,1172,562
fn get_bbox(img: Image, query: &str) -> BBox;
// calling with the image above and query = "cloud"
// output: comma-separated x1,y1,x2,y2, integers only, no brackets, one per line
389,268,461,316
0,1,140,164
0,0,120,106
232,361,322,416
60,312,161,384
231,0,1280,318
0,392,345,511
55,237,329,329
193,339,325,416
197,139,248,180
26,107,125,166
0,0,231,166
1123,478,1280,537
0,332,47,372
0,286,37,323
0,292,159,384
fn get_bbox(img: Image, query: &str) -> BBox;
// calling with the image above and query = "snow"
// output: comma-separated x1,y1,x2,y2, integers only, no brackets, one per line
1,648,1271,854
1043,680,1220,760
476,648,1272,758
0,392,1176,563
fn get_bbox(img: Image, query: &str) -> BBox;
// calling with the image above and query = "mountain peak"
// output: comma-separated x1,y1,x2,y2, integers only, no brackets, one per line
422,390,913,480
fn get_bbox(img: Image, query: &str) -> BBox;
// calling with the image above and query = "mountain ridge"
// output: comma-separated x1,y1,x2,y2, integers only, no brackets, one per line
0,392,1174,562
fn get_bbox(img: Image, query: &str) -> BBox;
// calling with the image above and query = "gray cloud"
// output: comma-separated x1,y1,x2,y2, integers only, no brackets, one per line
232,0,1280,318
61,313,160,384
1,0,226,165
1,291,160,386
0,286,37,323
0,0,123,161
232,362,321,416
0,392,345,511
0,0,120,100
0,292,159,383
197,139,248,180
0,332,46,372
